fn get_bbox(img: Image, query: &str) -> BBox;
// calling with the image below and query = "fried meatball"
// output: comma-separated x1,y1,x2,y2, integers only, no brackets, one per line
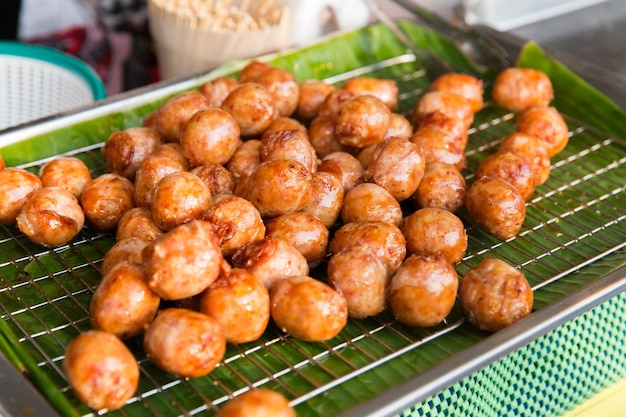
415,111,469,151
492,67,554,113
39,156,93,198
265,212,329,266
402,208,468,265
231,237,309,290
260,129,317,173
318,151,364,192
16,187,84,247
387,254,458,327
458,258,534,332
236,159,311,219
363,136,425,201
143,220,224,300
296,79,335,123
133,155,185,208
81,173,134,231
516,106,569,157
336,95,391,148
327,243,390,318
429,72,484,113
329,220,407,275
201,194,265,259
116,207,163,241
143,308,226,378
410,125,467,171
64,330,138,411
412,90,474,129
307,115,346,158
342,77,399,110
221,82,276,137
255,67,299,117
225,139,262,184
200,268,270,344
102,127,162,179
101,237,151,277
0,168,42,225
317,88,355,118
264,116,308,136
341,182,403,228
476,150,535,201
150,142,190,171
180,108,240,167
198,76,239,107
270,276,348,342
191,163,235,195
499,132,551,186
151,171,212,231
386,113,413,139
216,388,295,417
301,171,344,229
465,176,526,240
155,91,210,141
413,162,466,213
238,60,272,83
90,261,160,339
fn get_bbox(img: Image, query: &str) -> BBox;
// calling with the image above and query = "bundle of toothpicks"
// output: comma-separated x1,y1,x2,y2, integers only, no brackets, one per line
148,0,292,79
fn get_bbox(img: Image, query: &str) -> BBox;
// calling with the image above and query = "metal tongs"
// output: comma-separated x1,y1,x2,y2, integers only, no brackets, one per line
363,0,510,77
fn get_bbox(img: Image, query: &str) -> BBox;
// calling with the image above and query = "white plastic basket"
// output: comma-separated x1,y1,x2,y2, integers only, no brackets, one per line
0,41,106,131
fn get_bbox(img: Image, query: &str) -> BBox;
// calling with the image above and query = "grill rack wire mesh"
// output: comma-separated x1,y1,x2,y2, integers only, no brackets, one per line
1,52,626,417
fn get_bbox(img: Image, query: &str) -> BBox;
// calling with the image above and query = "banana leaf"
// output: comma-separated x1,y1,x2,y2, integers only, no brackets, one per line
1,20,625,417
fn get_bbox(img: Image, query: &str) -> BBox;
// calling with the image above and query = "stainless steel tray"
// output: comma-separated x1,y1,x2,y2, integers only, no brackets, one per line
1,21,625,417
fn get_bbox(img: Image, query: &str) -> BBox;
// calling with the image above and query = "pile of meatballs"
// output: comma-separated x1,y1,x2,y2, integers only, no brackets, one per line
0,60,568,413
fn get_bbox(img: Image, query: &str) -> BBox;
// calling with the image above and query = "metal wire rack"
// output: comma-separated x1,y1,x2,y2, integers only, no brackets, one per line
1,50,626,417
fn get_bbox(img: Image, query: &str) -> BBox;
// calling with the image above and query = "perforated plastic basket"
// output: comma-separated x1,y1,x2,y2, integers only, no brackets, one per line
0,41,106,131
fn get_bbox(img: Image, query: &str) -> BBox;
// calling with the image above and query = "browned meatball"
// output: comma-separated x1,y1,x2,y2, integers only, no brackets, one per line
265,212,329,266
116,207,163,241
180,108,240,167
476,150,535,201
238,60,272,83
81,173,134,231
221,82,276,137
155,91,210,141
402,208,468,265
64,330,138,411
465,176,526,240
499,132,551,186
133,155,185,208
236,159,311,219
327,243,389,318
102,127,162,179
201,193,265,259
458,258,534,332
216,388,295,417
342,77,399,110
296,79,335,123
200,267,270,344
363,136,425,201
492,67,554,114
318,151,364,192
39,156,92,198
387,254,458,327
151,171,212,231
516,106,569,157
198,76,239,107
150,142,190,171
270,276,348,342
301,171,344,229
191,163,235,195
415,111,469,151
317,88,355,117
341,182,403,228
17,187,84,247
143,220,224,300
410,124,466,171
260,129,317,173
90,261,160,339
413,162,466,213
329,220,407,275
429,72,484,113
101,237,151,276
412,90,474,129
231,237,309,290
264,116,308,136
307,115,344,159
0,168,42,225
255,67,300,117
225,139,262,184
143,308,226,378
386,113,413,139
336,95,391,148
